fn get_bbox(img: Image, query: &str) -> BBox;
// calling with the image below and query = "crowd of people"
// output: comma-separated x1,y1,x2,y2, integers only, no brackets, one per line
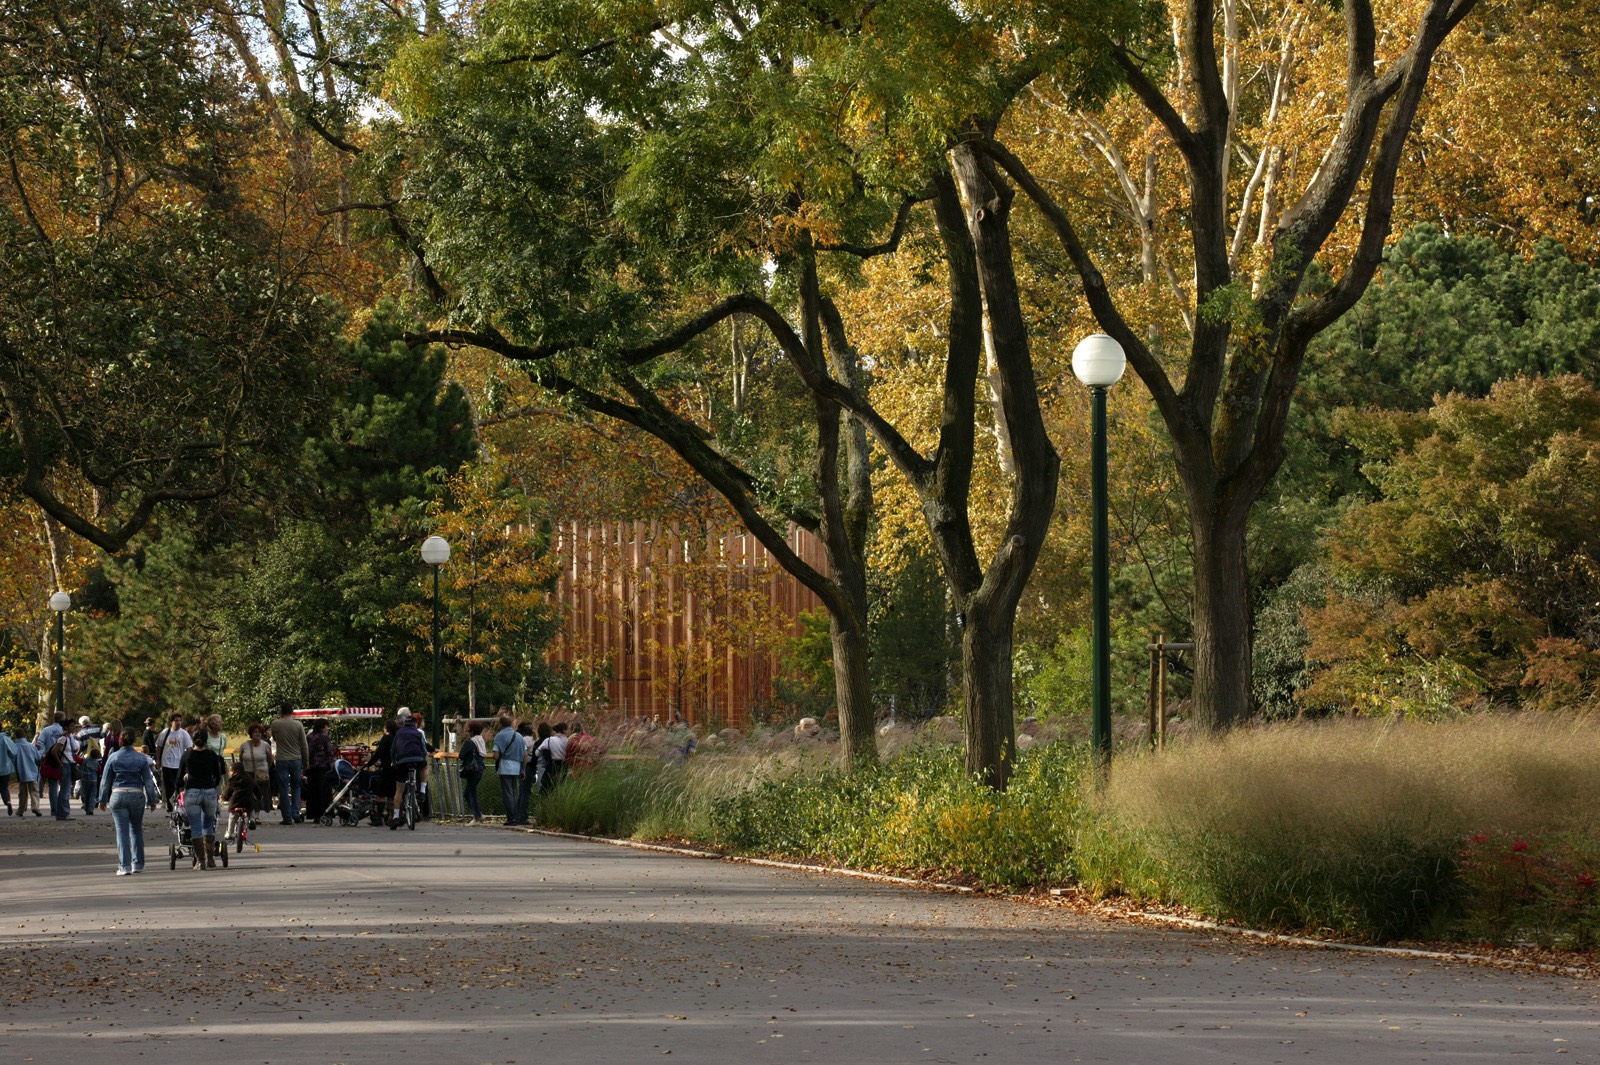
483,713,584,825
0,704,601,871
0,704,342,873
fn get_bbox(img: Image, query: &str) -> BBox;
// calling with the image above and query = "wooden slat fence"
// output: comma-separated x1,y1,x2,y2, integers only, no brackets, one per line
547,521,828,727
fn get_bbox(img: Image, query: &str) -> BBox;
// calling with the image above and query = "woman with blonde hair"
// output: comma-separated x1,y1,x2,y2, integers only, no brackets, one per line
235,722,274,825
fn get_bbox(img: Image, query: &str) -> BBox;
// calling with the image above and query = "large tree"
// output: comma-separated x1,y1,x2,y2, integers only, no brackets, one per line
0,0,339,555
976,0,1482,728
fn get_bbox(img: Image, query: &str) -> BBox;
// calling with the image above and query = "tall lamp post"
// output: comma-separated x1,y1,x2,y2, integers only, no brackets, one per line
49,591,71,718
1072,333,1127,774
420,535,451,749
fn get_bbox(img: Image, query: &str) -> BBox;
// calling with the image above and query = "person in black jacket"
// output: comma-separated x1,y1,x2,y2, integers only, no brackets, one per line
179,723,227,870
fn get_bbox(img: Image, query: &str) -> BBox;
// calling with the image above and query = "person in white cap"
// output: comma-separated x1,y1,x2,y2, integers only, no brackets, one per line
75,717,102,815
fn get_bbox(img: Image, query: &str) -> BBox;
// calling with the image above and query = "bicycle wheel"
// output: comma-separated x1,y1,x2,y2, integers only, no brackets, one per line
405,781,417,830
220,841,229,868
168,844,177,871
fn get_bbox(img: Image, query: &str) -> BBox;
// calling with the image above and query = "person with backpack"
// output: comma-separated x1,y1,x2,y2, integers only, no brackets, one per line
536,721,570,795
388,711,429,828
36,715,76,820
75,717,102,816
178,722,227,870
458,722,487,822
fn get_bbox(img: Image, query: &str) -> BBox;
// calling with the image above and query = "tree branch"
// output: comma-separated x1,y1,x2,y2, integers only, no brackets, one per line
816,190,930,258
974,138,1186,428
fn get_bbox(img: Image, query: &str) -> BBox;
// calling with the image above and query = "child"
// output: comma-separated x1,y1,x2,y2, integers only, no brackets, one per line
222,762,256,829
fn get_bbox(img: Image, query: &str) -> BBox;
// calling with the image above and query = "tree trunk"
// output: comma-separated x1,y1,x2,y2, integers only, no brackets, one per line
830,612,875,766
947,146,1059,789
961,605,1016,790
1188,509,1253,730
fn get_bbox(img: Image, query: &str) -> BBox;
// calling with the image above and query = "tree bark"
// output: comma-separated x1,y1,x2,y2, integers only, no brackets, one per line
1189,507,1253,730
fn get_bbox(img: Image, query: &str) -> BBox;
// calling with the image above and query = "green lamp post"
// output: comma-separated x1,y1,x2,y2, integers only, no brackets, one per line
1072,333,1126,774
420,535,451,749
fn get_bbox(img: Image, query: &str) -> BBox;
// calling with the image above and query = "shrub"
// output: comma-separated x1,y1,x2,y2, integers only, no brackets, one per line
708,744,1088,891
1086,716,1600,940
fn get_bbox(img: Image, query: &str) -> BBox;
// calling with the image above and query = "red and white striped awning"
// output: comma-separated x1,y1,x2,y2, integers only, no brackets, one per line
291,707,387,720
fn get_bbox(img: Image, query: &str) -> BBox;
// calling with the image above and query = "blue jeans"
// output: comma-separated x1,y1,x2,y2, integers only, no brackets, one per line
108,790,149,871
185,787,219,839
49,765,74,818
78,758,100,812
461,771,483,819
498,774,520,823
275,759,303,821
516,769,534,824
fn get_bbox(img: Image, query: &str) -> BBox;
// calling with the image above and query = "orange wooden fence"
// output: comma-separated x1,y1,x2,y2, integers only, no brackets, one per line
547,521,828,726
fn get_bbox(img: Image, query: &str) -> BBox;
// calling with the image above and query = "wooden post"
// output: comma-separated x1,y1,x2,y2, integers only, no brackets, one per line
1147,630,1160,750
1156,633,1168,751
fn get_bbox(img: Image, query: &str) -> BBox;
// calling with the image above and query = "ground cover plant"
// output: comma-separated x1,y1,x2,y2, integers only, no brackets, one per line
534,716,1600,947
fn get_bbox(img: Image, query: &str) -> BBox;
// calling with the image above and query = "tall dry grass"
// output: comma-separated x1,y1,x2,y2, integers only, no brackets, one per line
1080,715,1600,939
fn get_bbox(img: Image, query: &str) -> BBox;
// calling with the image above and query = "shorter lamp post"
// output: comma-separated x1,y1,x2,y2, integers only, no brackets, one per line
1072,333,1126,774
49,591,71,718
420,535,451,749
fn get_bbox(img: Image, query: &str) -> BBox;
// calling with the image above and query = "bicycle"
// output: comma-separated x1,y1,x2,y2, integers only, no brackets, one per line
390,764,420,831
223,803,251,854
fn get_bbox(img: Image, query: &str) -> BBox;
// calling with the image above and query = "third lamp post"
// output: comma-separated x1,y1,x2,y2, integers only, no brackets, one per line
420,535,451,749
1071,333,1126,774
49,591,71,718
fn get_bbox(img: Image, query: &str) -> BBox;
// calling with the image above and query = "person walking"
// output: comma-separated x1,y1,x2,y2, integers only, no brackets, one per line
141,716,158,756
204,714,230,760
236,723,274,824
492,713,525,825
178,723,227,870
305,720,335,823
268,704,308,824
75,717,101,816
0,727,16,815
12,727,41,815
41,718,80,820
154,714,192,810
97,728,160,875
458,722,486,822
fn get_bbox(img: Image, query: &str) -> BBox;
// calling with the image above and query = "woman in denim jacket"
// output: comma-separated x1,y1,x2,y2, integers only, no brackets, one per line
97,728,160,874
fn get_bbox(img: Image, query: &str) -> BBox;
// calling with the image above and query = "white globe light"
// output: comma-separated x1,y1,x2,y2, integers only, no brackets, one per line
420,535,452,566
49,591,71,613
1072,333,1127,388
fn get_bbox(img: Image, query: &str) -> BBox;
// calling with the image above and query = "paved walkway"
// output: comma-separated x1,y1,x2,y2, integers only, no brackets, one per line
3,811,1598,1063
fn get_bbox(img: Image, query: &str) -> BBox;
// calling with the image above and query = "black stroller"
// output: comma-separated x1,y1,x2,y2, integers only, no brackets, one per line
320,757,387,826
168,792,228,869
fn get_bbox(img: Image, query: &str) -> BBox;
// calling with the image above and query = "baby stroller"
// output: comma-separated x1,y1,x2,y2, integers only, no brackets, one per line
320,757,386,827
168,792,228,869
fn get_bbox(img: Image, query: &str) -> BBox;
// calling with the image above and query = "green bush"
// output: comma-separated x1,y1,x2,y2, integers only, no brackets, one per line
707,744,1088,891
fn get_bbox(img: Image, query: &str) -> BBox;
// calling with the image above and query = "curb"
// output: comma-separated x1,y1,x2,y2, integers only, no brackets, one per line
478,820,1592,977
507,822,977,894
1120,911,1595,977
